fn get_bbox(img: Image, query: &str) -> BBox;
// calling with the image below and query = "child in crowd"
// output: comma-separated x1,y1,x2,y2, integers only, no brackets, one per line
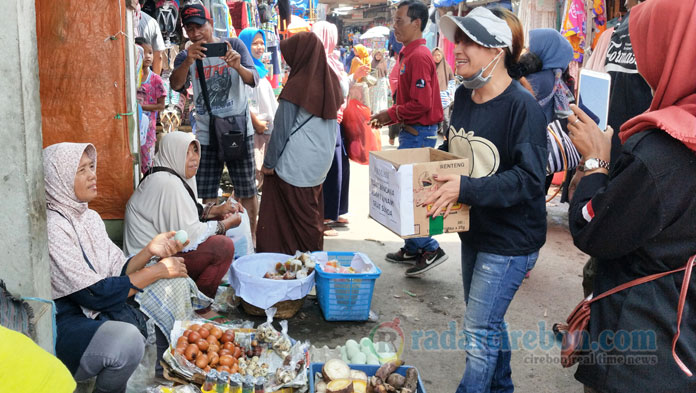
135,37,166,174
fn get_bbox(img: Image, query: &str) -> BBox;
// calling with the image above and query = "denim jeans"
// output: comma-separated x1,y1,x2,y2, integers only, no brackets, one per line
398,124,439,253
456,241,539,393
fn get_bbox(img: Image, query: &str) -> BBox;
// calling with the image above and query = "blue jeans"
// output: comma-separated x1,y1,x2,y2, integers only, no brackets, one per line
456,241,539,393
398,124,439,253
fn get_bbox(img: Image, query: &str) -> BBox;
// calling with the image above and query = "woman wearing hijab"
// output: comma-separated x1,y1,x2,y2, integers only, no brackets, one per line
521,28,575,124
432,47,455,135
425,8,547,392
312,21,368,237
369,49,391,114
517,28,576,198
348,44,372,107
256,32,343,254
349,44,371,79
44,142,189,391
566,1,696,391
239,28,278,191
124,132,248,314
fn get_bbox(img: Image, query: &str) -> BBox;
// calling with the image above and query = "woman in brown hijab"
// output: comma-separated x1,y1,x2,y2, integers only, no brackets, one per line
256,32,343,254
432,47,455,134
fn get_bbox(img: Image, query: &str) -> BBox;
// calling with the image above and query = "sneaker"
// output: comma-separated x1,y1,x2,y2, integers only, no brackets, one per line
385,248,420,264
405,248,448,277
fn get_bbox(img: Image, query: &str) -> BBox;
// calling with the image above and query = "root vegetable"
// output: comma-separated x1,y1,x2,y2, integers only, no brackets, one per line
316,381,328,393
184,344,199,361
195,354,209,369
402,368,418,393
196,339,209,352
322,359,351,382
350,370,368,382
327,379,354,393
352,380,367,393
209,352,219,366
385,374,405,389
375,360,403,381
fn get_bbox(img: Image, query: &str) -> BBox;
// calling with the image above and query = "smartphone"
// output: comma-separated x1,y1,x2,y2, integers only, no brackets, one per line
202,42,228,57
577,69,612,131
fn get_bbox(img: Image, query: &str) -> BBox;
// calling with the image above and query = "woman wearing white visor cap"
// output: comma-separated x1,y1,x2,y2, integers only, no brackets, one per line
422,7,548,393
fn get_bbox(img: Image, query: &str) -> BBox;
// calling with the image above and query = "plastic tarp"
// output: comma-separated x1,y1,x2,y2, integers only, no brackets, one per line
36,0,134,219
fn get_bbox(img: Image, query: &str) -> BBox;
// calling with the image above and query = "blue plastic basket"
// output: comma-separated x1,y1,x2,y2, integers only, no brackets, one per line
308,363,426,393
314,252,381,321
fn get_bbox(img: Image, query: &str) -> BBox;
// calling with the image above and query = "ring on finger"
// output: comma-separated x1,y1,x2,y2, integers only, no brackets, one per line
573,118,581,125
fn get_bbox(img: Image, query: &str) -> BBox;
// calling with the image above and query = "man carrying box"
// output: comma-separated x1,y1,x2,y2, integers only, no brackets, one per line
370,0,447,276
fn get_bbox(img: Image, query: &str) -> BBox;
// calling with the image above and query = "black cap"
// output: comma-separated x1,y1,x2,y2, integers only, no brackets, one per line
181,3,211,26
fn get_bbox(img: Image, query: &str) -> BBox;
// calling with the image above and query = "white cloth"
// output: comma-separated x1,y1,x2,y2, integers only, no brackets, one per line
247,77,278,135
123,132,209,255
43,143,127,299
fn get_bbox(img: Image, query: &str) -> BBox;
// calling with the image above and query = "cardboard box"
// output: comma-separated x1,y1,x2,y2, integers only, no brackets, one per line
369,148,470,238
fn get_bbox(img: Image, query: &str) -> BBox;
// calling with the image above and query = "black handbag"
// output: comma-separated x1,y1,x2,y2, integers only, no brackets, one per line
196,58,248,162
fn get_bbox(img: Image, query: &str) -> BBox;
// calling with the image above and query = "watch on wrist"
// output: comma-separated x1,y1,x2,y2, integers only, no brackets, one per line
584,158,610,171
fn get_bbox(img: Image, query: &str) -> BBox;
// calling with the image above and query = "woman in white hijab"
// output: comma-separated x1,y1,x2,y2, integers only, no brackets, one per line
124,131,250,320
44,142,189,391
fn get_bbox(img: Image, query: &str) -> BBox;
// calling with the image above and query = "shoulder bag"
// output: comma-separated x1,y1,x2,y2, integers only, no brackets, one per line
558,254,696,376
196,58,248,162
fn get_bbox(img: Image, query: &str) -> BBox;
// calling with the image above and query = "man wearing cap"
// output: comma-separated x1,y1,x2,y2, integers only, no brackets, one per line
370,0,447,276
170,3,261,243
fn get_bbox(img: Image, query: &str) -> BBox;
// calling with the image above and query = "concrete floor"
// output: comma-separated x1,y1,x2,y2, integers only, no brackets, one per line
222,136,588,393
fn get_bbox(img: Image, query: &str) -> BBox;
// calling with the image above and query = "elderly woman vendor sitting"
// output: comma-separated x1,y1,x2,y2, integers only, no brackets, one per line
44,142,198,392
124,132,252,321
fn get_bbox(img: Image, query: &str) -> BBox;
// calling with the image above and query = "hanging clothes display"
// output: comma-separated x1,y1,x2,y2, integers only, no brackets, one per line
591,0,607,49
518,0,559,46
561,0,587,63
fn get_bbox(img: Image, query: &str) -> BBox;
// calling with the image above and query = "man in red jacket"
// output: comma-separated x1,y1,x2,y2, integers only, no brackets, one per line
370,0,447,276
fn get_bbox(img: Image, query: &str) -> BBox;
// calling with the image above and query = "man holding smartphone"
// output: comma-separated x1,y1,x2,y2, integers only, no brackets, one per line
170,3,261,244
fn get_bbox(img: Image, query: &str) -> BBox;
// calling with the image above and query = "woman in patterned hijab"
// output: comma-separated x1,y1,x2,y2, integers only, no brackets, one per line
44,142,190,388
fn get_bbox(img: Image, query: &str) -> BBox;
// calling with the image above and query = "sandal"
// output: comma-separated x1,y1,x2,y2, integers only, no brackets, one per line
333,216,349,226
324,225,339,237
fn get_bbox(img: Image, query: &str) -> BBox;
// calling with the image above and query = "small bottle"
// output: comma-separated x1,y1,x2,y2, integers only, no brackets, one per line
241,375,254,393
202,370,218,393
229,374,242,393
217,371,230,393
254,376,266,393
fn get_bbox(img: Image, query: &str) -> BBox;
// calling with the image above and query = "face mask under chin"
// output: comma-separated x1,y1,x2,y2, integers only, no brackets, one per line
461,50,503,90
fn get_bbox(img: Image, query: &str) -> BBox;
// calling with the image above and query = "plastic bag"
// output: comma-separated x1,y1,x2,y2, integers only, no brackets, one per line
342,99,382,165
272,320,292,358
256,308,281,344
270,340,310,390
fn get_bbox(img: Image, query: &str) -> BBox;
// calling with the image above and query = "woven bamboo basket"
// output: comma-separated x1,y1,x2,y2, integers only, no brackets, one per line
241,297,305,319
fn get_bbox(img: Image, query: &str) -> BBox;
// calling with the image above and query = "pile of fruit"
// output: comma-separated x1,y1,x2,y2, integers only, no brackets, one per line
263,253,316,280
171,323,268,378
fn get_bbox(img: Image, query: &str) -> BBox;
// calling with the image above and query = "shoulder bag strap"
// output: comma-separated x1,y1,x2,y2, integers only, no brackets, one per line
144,166,204,217
589,254,696,376
47,209,97,273
195,59,213,115
275,114,314,160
